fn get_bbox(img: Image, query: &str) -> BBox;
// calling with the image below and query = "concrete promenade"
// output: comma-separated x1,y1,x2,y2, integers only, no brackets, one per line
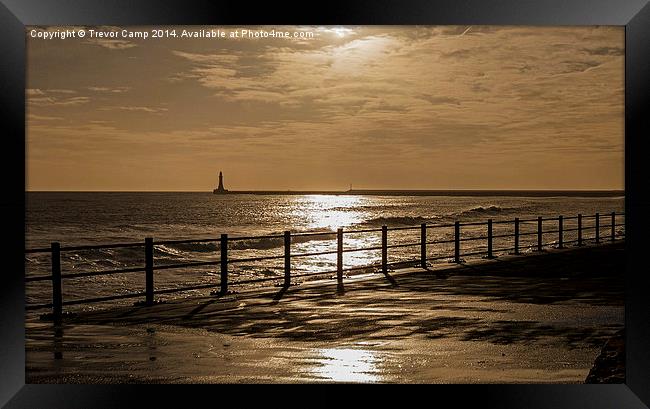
26,242,624,383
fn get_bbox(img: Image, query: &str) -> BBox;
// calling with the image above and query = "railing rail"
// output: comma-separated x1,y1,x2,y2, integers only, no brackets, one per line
25,212,625,318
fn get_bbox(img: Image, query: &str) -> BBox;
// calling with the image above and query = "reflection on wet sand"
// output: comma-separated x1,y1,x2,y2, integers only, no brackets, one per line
311,348,381,383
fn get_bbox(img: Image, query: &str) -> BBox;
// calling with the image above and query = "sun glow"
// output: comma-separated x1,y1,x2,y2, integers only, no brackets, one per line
331,27,353,38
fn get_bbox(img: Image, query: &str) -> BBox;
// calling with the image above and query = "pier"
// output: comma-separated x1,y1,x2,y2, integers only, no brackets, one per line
211,172,624,197
214,189,624,197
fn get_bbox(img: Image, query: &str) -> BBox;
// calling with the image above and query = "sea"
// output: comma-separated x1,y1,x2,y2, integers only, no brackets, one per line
25,192,625,312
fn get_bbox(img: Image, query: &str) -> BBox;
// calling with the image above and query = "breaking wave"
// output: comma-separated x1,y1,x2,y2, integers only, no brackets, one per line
455,205,524,217
364,216,432,227
155,228,337,254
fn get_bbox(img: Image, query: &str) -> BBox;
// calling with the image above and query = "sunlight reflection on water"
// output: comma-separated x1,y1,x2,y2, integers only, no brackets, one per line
293,195,380,271
296,195,366,230
311,348,382,383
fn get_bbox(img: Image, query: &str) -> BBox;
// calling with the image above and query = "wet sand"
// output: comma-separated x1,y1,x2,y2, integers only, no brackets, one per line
26,242,625,383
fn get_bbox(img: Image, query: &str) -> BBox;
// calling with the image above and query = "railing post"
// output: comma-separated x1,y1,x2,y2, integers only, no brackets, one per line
220,234,228,294
577,214,583,246
145,237,154,305
420,223,427,269
558,216,564,249
514,217,520,255
537,217,543,252
611,212,616,241
51,242,62,325
337,228,343,284
382,225,388,274
454,221,460,263
284,231,291,287
595,213,600,244
487,219,493,259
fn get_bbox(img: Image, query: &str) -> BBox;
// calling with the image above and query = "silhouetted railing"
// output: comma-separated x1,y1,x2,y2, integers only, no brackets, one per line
24,211,625,323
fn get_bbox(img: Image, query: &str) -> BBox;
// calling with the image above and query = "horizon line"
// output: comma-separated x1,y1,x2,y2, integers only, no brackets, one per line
26,188,625,193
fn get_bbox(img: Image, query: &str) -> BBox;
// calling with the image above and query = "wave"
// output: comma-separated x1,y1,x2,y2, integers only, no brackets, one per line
455,205,524,218
153,228,337,254
23,230,339,274
232,231,335,250
330,204,407,212
161,242,218,253
363,216,432,227
154,244,187,258
51,252,128,273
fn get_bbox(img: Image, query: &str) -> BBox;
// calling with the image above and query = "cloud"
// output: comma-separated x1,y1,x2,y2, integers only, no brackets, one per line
440,49,474,59
557,60,602,74
582,46,624,56
418,96,462,105
54,96,90,105
26,26,625,190
27,114,63,121
85,39,137,50
167,26,623,165
171,50,239,64
28,96,56,105
100,106,168,113
87,86,131,93
28,94,89,106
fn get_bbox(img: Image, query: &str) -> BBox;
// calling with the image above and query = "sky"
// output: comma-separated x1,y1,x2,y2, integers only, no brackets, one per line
26,26,624,191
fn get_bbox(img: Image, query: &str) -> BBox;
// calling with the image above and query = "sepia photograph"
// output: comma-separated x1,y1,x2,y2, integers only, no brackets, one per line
24,25,626,384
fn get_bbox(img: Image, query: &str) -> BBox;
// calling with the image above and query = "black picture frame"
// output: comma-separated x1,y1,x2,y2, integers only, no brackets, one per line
1,0,649,407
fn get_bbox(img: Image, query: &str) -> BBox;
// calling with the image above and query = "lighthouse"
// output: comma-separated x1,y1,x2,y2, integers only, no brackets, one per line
213,171,228,194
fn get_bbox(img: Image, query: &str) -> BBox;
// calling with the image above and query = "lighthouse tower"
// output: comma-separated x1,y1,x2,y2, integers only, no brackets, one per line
213,171,228,194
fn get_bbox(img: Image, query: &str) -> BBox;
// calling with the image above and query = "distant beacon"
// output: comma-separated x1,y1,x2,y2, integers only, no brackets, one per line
213,171,228,194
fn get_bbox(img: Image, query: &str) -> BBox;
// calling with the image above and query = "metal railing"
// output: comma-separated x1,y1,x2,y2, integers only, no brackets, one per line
25,211,625,323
